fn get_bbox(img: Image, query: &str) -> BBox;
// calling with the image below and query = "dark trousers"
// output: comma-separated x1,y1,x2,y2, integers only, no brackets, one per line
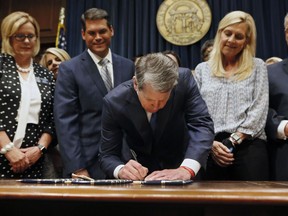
267,139,288,180
203,132,269,181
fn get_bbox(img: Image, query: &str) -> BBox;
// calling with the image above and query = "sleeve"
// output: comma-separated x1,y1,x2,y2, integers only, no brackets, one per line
53,62,85,174
181,69,215,168
277,120,288,139
237,59,269,137
266,107,288,141
0,54,6,131
99,96,125,178
42,71,56,139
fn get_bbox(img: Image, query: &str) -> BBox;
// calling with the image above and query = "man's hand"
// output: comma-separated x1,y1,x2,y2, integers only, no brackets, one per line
118,160,148,180
72,168,91,178
145,167,191,181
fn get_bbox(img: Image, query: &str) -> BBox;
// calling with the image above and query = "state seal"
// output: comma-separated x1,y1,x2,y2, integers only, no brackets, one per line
156,0,212,46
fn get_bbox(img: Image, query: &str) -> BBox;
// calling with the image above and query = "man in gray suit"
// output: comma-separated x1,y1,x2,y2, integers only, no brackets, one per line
54,8,135,179
99,52,214,181
266,13,288,180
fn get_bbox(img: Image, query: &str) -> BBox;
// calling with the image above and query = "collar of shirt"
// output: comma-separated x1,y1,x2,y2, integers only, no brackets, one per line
87,48,113,65
87,49,114,86
146,112,153,122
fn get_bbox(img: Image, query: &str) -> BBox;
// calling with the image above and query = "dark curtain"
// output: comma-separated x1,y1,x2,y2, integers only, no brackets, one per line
66,0,288,70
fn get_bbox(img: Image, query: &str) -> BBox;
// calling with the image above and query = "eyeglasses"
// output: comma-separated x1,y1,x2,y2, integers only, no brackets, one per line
11,34,37,42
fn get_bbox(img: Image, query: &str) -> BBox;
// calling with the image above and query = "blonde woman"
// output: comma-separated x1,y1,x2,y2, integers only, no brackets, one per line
265,56,282,65
194,11,269,180
39,47,71,80
0,11,55,178
39,47,70,178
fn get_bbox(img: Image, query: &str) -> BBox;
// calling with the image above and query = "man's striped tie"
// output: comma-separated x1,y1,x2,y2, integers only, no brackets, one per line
99,58,112,91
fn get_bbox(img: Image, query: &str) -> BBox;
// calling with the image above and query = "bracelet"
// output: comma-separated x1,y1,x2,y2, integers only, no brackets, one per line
0,142,14,154
180,166,195,179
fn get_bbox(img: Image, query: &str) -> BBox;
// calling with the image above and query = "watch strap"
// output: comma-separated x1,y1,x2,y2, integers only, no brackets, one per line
37,144,47,155
230,133,242,145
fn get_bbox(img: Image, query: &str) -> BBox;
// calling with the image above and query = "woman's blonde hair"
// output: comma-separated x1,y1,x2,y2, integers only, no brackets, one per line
39,47,71,68
265,56,282,65
1,11,40,57
209,11,256,81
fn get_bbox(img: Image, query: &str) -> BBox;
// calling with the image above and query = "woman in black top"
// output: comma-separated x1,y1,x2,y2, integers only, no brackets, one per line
0,11,56,178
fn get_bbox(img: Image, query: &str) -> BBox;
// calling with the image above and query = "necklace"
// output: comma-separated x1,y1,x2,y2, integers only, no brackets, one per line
16,59,33,73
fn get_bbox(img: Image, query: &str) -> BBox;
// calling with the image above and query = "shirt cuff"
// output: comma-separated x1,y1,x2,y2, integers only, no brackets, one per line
180,159,201,176
113,164,125,179
277,120,288,140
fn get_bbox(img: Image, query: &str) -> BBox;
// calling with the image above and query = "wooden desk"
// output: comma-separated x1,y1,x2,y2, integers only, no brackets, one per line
0,180,288,216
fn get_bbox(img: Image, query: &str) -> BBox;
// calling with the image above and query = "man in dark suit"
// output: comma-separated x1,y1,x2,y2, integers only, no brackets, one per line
265,13,288,181
99,52,214,180
54,8,135,179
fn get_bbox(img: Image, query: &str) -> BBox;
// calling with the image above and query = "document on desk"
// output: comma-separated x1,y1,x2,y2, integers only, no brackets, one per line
71,180,193,185
71,179,193,185
71,179,133,185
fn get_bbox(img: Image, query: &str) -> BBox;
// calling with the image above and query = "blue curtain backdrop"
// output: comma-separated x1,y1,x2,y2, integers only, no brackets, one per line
66,0,288,70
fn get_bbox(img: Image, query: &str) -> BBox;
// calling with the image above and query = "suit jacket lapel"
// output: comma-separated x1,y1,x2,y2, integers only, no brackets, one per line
112,53,129,87
112,54,120,86
81,51,108,96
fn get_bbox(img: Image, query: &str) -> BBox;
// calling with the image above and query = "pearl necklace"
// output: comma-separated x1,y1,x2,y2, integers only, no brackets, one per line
16,59,33,73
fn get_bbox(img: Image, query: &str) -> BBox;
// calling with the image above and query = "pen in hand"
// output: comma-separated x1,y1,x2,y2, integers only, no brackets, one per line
126,150,148,180
130,149,138,162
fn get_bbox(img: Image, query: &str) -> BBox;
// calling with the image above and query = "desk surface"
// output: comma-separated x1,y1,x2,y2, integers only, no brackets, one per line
1,180,288,205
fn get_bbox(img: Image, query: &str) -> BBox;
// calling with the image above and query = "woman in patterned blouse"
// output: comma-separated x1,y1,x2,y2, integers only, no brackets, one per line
194,11,269,180
0,11,56,178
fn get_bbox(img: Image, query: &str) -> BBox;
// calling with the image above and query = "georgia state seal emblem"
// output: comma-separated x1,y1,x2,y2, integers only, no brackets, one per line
156,0,212,46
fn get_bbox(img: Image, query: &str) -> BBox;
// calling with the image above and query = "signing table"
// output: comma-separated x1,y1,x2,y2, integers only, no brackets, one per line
0,180,288,216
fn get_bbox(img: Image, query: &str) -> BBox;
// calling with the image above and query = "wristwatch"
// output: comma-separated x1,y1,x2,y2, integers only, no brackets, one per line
230,133,243,145
37,144,47,155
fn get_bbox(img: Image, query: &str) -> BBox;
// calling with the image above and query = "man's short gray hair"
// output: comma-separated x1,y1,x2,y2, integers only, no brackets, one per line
135,52,178,92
